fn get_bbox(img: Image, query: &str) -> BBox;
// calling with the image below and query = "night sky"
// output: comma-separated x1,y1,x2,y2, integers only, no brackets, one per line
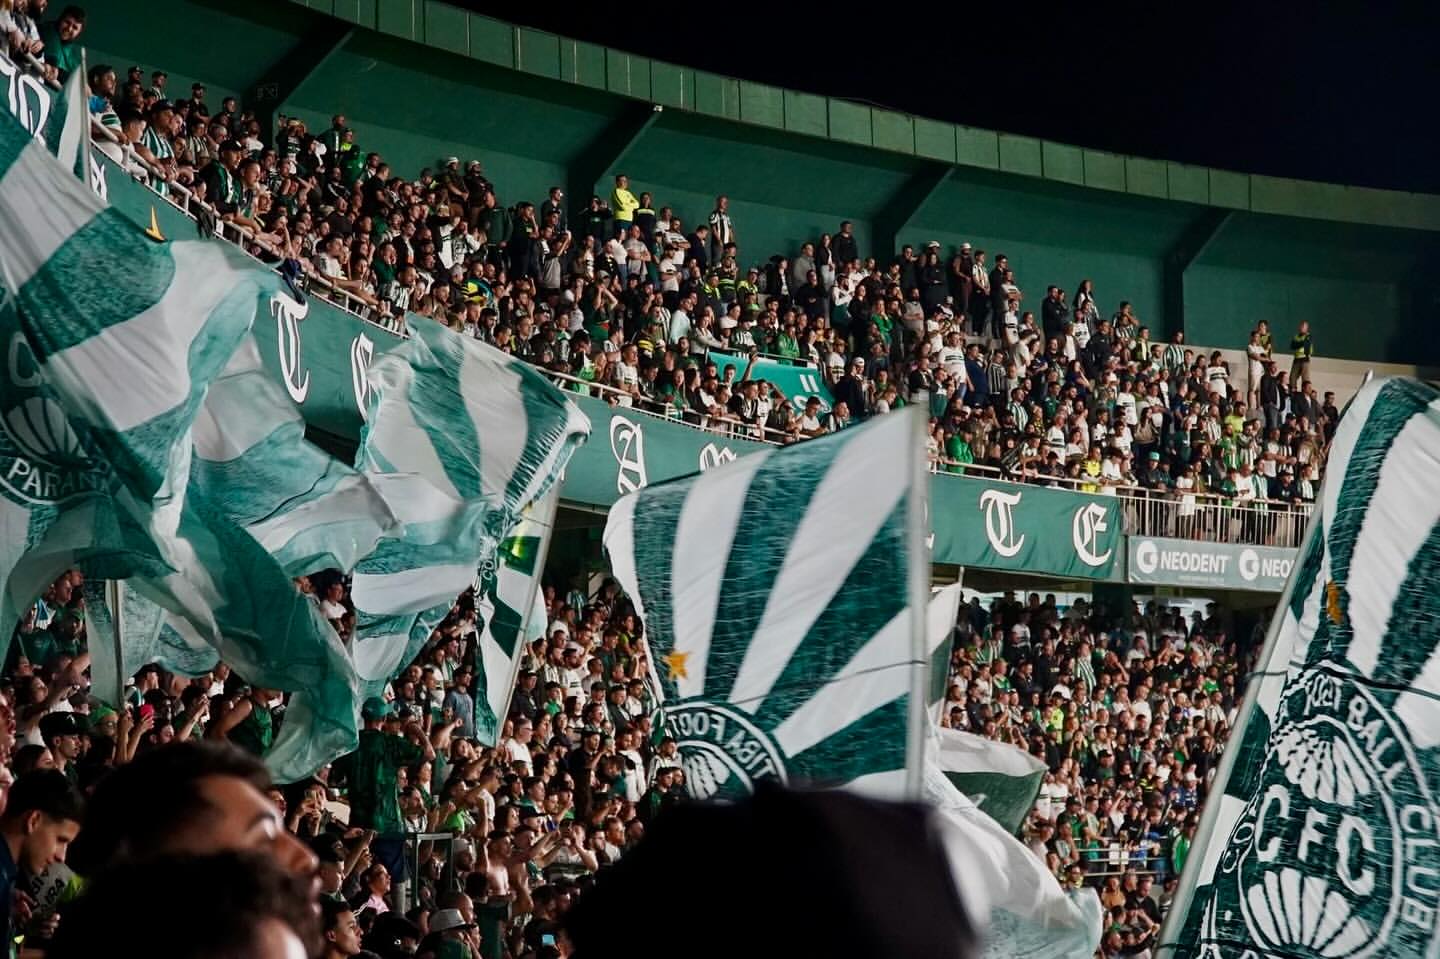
466,2,1440,195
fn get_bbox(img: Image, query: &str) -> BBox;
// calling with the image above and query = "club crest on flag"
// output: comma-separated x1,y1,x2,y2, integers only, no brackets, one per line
0,306,108,506
1161,377,1440,959
664,699,789,800
1196,664,1439,959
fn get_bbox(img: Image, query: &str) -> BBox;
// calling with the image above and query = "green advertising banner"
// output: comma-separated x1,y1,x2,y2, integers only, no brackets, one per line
930,478,1124,581
1127,536,1296,593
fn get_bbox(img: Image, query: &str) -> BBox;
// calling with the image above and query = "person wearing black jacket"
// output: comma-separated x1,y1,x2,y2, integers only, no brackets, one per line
1085,319,1114,378
919,251,947,315
896,245,920,294
1258,362,1283,432
507,202,540,280
833,220,859,267
833,357,870,420
1041,286,1070,340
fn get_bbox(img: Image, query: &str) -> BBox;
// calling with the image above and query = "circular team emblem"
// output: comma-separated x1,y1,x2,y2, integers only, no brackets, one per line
663,699,788,801
1204,663,1440,959
0,333,107,506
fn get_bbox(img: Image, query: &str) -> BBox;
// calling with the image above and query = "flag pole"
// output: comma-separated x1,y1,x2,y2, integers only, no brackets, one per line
489,486,562,739
904,406,930,799
79,49,90,183
102,578,125,708
1154,507,1322,958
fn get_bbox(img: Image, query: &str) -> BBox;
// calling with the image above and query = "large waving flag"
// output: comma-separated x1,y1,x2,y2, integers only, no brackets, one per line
1159,377,1440,959
0,107,403,780
603,408,931,800
348,320,589,705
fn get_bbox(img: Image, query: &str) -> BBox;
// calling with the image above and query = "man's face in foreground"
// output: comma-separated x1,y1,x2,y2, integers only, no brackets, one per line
174,775,320,899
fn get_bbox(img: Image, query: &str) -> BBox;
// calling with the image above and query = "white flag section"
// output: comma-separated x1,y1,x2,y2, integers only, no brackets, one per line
924,747,1104,959
604,407,930,800
932,725,1048,835
1160,376,1440,959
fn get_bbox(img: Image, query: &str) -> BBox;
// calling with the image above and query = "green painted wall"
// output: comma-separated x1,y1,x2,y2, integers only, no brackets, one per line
605,113,920,269
283,30,624,209
1183,213,1430,363
902,169,1198,338
83,0,320,109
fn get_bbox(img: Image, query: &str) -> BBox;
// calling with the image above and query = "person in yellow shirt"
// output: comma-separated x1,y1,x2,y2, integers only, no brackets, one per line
1081,445,1102,493
611,173,639,225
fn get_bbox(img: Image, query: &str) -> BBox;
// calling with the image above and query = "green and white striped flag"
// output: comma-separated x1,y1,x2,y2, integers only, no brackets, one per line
348,319,589,705
932,725,1046,836
603,407,931,800
1160,377,1440,959
0,108,402,780
474,486,558,746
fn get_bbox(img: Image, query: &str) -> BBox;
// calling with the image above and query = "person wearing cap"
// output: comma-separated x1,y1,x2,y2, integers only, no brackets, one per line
38,713,83,786
419,906,478,957
200,136,244,217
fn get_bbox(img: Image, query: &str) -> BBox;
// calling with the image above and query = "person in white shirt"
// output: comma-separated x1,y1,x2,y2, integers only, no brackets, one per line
502,718,535,774
613,344,640,407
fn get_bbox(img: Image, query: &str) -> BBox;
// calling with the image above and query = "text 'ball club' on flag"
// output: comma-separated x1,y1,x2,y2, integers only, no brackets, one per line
603,406,932,800
1158,376,1440,959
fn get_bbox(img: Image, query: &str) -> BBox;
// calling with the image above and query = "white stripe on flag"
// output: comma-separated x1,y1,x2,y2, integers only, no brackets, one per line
365,362,462,502
459,344,527,506
0,139,101,289
351,563,475,618
840,768,909,802
602,493,647,627
1343,407,1440,679
934,727,1047,777
246,473,388,560
728,422,910,707
669,449,772,698
1320,380,1383,534
192,338,282,460
368,474,465,526
773,606,910,757
54,66,85,173
50,241,252,433
1193,794,1247,887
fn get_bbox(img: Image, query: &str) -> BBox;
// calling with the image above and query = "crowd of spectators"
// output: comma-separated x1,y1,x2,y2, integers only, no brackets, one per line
940,591,1258,959
0,560,1255,959
72,48,1337,529
0,567,685,959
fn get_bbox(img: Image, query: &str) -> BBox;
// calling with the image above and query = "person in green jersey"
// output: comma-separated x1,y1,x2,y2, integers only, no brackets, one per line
346,698,435,894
